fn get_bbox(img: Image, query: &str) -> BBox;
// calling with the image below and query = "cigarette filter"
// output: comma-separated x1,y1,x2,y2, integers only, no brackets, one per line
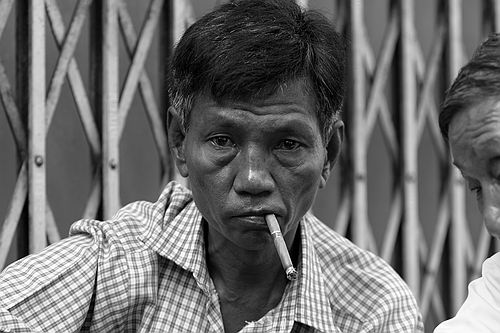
265,214,298,281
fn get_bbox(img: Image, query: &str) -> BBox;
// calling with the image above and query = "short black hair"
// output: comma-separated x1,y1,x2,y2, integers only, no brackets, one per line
440,33,500,140
169,0,347,142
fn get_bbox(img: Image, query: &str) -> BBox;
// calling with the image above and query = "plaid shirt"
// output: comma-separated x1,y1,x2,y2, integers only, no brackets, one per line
0,182,423,332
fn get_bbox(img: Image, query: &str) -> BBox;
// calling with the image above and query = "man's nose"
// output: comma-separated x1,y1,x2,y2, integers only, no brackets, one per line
233,145,275,195
481,183,500,236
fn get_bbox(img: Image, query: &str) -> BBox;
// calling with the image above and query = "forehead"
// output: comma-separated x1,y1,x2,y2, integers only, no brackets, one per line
189,80,319,127
449,99,500,169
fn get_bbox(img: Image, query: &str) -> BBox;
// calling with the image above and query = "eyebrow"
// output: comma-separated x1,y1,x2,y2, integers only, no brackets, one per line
207,110,317,133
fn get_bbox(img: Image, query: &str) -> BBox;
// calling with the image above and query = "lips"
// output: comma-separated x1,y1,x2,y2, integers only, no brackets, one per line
230,206,282,217
233,215,268,226
228,207,284,227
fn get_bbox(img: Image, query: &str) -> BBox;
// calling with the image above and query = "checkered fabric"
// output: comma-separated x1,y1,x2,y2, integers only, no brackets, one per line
0,181,423,332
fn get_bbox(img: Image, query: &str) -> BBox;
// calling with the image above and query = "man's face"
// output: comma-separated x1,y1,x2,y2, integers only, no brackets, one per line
176,81,336,250
449,98,500,238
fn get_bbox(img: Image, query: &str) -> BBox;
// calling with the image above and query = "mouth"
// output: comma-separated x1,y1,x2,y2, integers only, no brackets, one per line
234,215,268,226
230,207,283,228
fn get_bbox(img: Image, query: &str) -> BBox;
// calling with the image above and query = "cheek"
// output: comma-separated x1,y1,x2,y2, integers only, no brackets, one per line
186,144,219,178
290,154,325,190
280,159,324,214
480,185,500,238
185,147,234,213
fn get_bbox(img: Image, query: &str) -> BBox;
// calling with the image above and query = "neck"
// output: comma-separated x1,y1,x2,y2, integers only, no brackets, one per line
203,221,300,333
204,221,300,300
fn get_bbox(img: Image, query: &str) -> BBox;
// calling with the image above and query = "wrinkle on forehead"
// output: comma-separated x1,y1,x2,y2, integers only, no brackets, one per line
450,100,500,154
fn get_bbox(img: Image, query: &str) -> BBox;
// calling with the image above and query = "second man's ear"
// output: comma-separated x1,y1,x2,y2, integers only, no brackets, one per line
167,106,189,177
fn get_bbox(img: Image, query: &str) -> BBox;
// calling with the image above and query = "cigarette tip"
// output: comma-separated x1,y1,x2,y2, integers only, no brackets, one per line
286,267,298,281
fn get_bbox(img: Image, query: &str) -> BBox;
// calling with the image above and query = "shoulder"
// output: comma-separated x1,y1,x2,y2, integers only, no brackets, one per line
434,253,500,333
69,181,192,251
435,252,500,332
305,213,392,276
304,214,422,331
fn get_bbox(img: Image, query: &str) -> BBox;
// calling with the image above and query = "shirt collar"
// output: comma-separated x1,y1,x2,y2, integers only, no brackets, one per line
140,182,339,332
139,182,213,293
292,213,340,333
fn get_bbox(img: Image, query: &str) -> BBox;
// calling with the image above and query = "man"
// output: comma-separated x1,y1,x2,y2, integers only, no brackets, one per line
434,33,500,332
0,1,422,332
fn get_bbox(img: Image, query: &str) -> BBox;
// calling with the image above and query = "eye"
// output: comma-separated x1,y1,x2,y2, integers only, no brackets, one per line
209,135,235,148
467,180,482,199
275,139,301,151
469,185,482,195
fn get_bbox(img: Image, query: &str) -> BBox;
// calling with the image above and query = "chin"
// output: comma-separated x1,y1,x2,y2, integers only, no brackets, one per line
233,233,272,251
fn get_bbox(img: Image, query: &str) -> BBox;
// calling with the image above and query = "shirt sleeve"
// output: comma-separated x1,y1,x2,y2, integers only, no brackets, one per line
0,234,100,332
0,217,130,333
433,252,500,333
368,286,424,333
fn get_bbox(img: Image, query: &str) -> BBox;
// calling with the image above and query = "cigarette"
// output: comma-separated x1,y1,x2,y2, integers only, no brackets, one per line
265,214,298,281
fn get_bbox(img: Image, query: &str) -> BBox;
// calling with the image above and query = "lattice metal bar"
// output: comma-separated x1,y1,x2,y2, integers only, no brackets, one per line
82,169,102,219
173,0,195,44
350,6,385,254
45,0,91,127
0,0,14,39
347,0,370,248
334,0,346,32
46,204,60,244
431,290,447,324
45,0,100,159
45,0,102,224
415,21,446,156
420,196,450,315
421,97,447,163
295,0,308,9
381,192,402,261
101,0,120,219
376,98,399,162
483,0,500,34
118,0,163,126
365,8,398,154
0,62,26,154
167,0,193,187
493,0,500,31
333,189,350,236
361,4,399,161
0,163,27,268
116,1,168,165
399,0,420,296
28,0,46,253
472,227,493,278
445,0,468,312
449,169,469,311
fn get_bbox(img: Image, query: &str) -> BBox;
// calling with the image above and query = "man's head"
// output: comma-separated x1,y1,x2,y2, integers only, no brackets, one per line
167,0,346,250
440,33,500,238
169,0,346,143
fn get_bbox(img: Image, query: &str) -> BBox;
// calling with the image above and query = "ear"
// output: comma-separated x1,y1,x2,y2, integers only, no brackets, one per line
319,120,344,188
167,106,189,177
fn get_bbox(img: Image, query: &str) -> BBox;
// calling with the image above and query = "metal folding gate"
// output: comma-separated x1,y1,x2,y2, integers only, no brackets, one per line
1,0,499,330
